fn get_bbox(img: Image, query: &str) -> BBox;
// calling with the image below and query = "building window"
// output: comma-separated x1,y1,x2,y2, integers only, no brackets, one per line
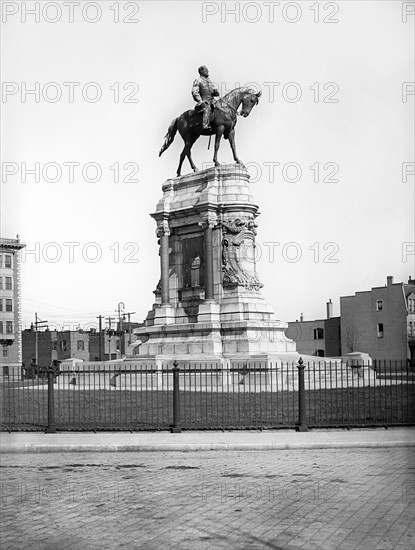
52,341,58,351
377,323,384,338
2,346,8,358
0,300,2,311
0,322,3,333
60,340,68,352
313,328,324,340
6,321,13,334
0,277,2,289
77,340,84,351
5,299,12,312
376,300,383,311
316,349,325,357
408,297,415,313
5,255,12,268
5,277,12,290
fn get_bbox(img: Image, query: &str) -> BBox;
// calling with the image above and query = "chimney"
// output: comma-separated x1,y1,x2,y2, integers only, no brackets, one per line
387,275,394,286
408,276,415,285
300,313,304,322
326,299,333,319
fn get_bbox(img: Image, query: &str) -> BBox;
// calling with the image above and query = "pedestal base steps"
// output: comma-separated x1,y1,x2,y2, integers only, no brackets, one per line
56,356,379,391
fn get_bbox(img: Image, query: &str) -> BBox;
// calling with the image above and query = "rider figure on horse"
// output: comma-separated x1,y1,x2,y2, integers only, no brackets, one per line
192,65,220,130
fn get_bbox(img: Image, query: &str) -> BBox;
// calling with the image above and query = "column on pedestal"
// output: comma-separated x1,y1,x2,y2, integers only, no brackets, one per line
197,215,221,325
158,223,171,306
153,221,175,326
204,223,215,302
199,214,219,303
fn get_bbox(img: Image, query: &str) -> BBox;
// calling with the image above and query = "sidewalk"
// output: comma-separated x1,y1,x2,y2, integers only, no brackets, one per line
1,427,414,452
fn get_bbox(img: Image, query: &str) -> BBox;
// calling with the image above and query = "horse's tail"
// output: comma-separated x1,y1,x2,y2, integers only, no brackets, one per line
159,118,178,157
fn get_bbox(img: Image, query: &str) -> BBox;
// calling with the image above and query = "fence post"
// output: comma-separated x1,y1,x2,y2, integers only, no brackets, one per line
171,360,181,433
296,358,308,432
46,368,56,434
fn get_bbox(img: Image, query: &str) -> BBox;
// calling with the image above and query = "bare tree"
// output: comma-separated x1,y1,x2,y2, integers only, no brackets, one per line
344,323,359,353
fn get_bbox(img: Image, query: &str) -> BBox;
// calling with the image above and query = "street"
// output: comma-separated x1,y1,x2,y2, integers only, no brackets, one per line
1,447,414,549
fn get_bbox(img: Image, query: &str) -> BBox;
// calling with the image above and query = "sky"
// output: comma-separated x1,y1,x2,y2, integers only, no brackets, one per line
1,0,414,331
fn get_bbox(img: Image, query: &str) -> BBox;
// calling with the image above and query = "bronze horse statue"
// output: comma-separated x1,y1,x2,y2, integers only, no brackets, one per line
159,87,261,176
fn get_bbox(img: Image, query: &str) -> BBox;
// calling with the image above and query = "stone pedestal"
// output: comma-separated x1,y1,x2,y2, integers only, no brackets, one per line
134,164,297,363
152,304,175,325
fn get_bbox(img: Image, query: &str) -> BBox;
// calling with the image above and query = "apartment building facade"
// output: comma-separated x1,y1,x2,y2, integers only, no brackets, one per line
22,328,121,367
285,300,342,358
340,276,415,361
0,237,26,376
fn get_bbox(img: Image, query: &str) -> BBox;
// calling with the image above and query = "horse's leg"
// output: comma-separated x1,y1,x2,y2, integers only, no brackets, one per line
177,137,199,176
213,125,224,167
187,135,199,172
228,129,243,165
177,145,187,176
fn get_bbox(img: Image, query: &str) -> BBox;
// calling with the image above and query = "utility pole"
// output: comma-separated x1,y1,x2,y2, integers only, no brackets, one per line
34,313,48,365
120,314,125,356
105,317,115,360
96,315,103,361
124,311,136,345
117,302,125,357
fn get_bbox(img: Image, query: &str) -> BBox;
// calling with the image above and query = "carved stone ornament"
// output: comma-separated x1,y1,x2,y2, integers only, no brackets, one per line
221,218,263,291
198,214,218,230
154,279,162,294
221,218,258,236
156,220,171,239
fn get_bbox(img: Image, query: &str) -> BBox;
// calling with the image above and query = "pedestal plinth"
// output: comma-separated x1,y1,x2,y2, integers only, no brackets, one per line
133,164,297,364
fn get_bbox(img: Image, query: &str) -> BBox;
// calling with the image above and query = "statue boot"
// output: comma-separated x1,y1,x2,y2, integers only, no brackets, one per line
202,104,211,130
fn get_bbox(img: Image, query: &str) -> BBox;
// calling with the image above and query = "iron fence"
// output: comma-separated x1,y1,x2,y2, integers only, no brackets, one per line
0,360,413,432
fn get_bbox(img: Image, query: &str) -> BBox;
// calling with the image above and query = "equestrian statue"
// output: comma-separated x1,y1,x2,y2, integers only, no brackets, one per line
159,65,261,176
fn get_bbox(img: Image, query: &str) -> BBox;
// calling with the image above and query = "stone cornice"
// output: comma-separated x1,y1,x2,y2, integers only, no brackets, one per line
0,240,26,250
152,201,259,223
162,163,250,190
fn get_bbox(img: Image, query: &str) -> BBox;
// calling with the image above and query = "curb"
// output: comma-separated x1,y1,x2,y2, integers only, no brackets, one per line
2,441,415,453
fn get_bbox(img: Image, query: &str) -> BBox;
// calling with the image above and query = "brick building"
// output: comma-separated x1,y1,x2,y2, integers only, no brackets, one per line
0,237,26,376
340,276,415,361
285,300,341,357
22,328,121,367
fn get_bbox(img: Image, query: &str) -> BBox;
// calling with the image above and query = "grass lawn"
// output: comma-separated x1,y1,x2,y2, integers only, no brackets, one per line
1,382,414,431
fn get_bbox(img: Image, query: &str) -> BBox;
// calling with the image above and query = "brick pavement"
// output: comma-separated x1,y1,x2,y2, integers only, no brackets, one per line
1,448,414,549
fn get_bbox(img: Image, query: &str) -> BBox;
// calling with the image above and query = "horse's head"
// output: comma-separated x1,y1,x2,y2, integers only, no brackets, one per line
239,90,262,117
